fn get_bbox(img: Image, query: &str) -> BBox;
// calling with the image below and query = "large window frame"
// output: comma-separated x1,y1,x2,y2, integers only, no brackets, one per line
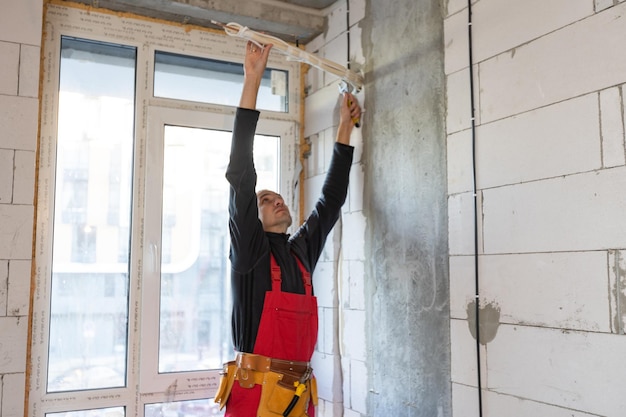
30,4,301,417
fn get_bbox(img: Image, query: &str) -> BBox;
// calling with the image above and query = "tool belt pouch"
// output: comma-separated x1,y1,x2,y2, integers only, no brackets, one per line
257,371,311,417
214,361,236,410
310,376,318,407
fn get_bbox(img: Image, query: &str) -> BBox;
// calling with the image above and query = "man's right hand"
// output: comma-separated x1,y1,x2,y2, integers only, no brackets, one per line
240,41,273,109
244,41,273,80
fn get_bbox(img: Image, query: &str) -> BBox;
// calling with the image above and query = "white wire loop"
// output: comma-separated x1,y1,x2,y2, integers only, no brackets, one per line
213,21,363,92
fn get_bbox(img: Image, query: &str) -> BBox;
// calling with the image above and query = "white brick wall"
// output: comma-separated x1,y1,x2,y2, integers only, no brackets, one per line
600,87,626,168
305,1,367,415
484,389,602,417
0,42,20,95
488,326,626,416
483,167,626,253
446,0,594,75
445,67,475,134
452,384,479,417
0,1,42,416
446,1,626,416
451,252,612,331
0,150,13,202
480,5,626,124
0,95,39,151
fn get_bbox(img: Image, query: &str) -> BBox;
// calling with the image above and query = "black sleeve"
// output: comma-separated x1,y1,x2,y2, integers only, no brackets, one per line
226,108,269,273
291,142,354,270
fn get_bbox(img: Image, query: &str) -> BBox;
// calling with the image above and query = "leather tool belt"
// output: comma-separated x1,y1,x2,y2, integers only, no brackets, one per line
214,352,317,416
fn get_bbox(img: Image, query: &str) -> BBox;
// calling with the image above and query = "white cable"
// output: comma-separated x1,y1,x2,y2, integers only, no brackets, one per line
212,21,363,92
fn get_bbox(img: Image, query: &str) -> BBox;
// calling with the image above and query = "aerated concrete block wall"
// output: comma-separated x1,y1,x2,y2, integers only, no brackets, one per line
445,0,626,416
0,1,43,416
303,1,367,416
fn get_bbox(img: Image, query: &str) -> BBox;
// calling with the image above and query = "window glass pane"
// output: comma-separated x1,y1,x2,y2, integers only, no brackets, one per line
145,399,222,417
47,37,135,392
154,51,288,112
47,407,124,417
159,125,278,373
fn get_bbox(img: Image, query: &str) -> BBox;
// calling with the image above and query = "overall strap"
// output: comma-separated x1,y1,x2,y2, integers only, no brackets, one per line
269,253,282,292
269,252,312,296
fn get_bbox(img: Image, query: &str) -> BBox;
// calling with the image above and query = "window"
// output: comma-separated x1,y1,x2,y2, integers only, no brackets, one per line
31,5,300,417
49,36,135,393
154,51,289,112
155,126,278,374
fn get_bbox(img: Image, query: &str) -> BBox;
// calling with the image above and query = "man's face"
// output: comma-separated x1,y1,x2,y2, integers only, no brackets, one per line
257,190,293,233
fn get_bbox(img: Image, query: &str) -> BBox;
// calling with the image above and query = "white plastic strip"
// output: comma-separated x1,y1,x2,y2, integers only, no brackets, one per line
213,21,364,92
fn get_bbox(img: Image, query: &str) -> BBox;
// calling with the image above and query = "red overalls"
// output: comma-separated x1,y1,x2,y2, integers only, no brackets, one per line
225,253,318,416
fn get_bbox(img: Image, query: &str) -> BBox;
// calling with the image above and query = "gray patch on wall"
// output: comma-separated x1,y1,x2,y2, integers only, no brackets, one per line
466,300,501,345
610,250,626,334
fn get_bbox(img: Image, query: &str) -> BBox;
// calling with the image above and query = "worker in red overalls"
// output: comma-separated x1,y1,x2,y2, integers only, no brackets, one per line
214,41,361,416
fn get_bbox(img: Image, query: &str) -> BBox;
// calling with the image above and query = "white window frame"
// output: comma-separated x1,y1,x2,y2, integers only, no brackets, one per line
30,4,300,417
140,106,296,395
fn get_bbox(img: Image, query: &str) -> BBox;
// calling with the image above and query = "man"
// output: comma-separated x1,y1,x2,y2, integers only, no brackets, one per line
215,40,361,417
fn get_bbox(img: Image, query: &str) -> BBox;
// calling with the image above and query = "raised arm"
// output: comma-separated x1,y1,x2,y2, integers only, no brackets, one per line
226,41,274,273
290,93,361,267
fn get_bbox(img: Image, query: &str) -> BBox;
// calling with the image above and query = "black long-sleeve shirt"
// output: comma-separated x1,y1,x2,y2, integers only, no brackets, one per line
225,107,354,353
